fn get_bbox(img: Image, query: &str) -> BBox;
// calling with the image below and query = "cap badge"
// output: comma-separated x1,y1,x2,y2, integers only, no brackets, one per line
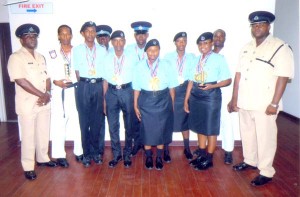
254,16,259,21
200,36,205,41
138,25,143,30
182,33,186,37
29,27,34,32
153,41,157,45
120,33,124,37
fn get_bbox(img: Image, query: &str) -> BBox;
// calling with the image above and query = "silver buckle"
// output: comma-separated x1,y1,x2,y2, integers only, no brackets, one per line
90,79,96,83
116,85,121,89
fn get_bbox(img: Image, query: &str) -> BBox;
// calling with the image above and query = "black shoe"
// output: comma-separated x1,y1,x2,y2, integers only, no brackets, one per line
189,155,206,166
155,156,164,170
193,148,201,157
75,154,83,162
108,156,122,168
184,148,193,160
24,171,37,180
82,156,91,168
224,151,233,165
251,175,272,186
233,162,257,171
57,158,69,168
123,156,132,168
93,154,103,165
163,150,171,163
194,158,213,170
37,160,58,167
145,156,153,170
130,145,143,157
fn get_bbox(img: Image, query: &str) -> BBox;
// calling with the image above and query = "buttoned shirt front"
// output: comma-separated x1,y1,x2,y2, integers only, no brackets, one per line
7,47,50,115
236,34,294,111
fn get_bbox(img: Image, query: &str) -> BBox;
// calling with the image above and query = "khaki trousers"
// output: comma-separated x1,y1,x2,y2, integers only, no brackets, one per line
19,109,51,171
239,108,277,178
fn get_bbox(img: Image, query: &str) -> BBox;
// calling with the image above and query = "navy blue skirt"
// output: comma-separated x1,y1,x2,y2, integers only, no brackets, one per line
188,82,221,136
173,81,189,132
138,88,173,145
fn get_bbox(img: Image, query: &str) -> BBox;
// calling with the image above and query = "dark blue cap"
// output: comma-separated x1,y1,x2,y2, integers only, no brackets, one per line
196,32,213,44
96,25,112,37
249,11,275,24
80,21,96,33
131,21,152,34
15,23,40,38
144,39,160,52
174,32,187,42
110,30,125,40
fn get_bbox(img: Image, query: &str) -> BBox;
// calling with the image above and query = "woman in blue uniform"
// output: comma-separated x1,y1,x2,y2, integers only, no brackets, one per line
164,32,195,162
133,39,178,170
184,32,231,170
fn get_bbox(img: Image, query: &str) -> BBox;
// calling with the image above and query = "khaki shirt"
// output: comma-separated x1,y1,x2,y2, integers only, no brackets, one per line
7,47,50,115
236,34,294,111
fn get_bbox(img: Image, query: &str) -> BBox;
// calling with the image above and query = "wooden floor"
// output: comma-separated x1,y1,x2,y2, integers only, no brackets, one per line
0,112,299,197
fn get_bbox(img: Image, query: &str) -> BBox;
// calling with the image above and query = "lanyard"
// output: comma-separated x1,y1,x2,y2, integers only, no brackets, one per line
135,45,145,61
177,54,186,76
60,47,71,65
197,51,212,73
114,55,125,75
85,44,96,69
147,59,159,77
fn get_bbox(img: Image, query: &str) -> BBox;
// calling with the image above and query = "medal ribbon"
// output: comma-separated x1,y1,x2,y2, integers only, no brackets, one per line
135,45,145,61
147,59,159,78
197,51,212,74
177,54,186,76
85,44,96,69
60,47,71,65
114,55,125,75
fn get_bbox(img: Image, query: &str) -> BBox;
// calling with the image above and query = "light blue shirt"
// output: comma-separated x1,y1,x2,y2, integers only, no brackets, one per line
164,51,195,84
189,52,231,83
72,43,107,78
103,49,139,85
132,58,179,91
126,43,147,61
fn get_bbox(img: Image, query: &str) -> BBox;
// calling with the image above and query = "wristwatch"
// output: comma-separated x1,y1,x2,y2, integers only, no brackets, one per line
270,103,279,108
46,90,51,95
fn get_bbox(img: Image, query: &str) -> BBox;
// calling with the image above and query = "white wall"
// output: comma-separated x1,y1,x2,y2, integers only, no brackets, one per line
2,0,276,141
274,0,300,118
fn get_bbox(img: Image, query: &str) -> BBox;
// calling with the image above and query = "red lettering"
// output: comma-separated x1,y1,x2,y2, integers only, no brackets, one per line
19,4,31,8
32,4,44,8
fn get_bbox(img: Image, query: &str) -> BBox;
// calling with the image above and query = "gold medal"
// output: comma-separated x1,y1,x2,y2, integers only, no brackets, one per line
178,76,184,84
88,68,96,76
150,77,160,91
112,75,118,82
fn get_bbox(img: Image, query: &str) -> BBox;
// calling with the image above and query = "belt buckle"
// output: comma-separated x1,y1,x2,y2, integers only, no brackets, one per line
116,85,121,89
90,79,96,83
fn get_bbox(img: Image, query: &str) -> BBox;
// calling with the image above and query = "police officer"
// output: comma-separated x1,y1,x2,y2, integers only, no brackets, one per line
72,21,107,167
8,23,57,180
47,25,83,167
133,39,178,170
229,11,294,186
126,21,152,156
164,32,195,162
103,30,139,168
185,32,231,171
96,25,113,52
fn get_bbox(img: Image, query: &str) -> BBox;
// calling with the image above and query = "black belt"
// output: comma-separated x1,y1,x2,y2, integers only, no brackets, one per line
108,82,132,90
80,77,103,83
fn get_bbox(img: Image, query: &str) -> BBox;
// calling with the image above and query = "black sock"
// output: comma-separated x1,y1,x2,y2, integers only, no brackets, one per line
145,149,152,157
206,153,213,162
164,144,169,151
157,148,163,157
199,148,206,156
183,139,189,149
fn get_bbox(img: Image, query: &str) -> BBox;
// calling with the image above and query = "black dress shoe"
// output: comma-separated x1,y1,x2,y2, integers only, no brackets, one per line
224,151,233,165
57,158,69,168
145,156,153,170
82,156,91,168
130,145,143,157
251,175,272,186
189,155,206,166
163,150,171,163
93,154,103,165
155,156,164,170
194,158,213,170
193,148,201,157
108,156,122,168
233,162,257,171
37,160,58,167
123,156,132,168
184,148,193,160
75,154,83,162
24,171,37,180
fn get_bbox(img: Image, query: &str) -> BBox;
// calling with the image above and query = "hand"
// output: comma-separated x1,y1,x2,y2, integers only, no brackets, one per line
265,105,278,115
227,100,239,113
184,101,190,113
198,83,213,90
134,106,141,121
37,92,51,107
54,79,72,89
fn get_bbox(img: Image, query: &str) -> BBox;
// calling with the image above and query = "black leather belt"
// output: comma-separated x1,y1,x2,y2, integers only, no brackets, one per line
108,82,132,90
80,77,103,83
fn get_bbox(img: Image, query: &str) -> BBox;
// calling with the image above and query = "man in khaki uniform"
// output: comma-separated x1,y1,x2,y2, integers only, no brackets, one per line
7,23,57,181
228,11,294,186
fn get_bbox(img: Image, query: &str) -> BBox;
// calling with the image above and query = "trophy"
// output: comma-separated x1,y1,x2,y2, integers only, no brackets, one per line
195,71,207,87
64,63,73,85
